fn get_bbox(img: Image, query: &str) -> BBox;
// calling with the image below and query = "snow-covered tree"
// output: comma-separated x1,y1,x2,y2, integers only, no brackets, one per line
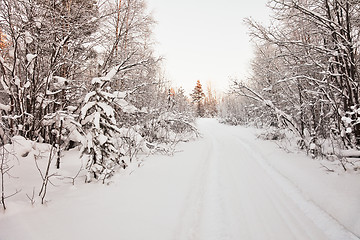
0,0,199,189
173,87,193,115
80,74,128,182
228,0,360,153
0,0,99,143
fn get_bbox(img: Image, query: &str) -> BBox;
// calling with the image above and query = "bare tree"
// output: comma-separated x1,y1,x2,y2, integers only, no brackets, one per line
0,142,21,210
35,144,58,204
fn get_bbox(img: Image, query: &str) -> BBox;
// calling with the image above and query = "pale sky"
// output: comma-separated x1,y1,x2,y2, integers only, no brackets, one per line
147,0,271,94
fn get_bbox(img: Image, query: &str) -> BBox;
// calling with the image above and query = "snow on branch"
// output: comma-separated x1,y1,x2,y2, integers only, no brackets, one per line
232,80,303,137
0,103,10,112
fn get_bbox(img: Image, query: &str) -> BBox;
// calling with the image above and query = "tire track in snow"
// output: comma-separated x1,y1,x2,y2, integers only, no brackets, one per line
215,132,327,239
197,136,232,240
173,119,359,240
172,136,213,240
173,124,231,240
235,136,360,240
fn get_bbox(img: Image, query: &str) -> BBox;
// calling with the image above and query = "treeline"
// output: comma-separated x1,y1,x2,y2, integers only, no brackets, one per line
221,0,360,153
0,0,196,183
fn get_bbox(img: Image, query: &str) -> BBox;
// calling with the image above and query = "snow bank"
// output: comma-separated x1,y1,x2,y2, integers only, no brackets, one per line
5,136,34,157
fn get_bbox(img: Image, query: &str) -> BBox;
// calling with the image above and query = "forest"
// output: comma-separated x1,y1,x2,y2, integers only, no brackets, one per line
220,0,360,166
0,0,222,209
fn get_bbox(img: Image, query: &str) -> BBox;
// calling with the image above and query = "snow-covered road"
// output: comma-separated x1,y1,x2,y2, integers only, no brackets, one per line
0,119,359,240
174,119,357,240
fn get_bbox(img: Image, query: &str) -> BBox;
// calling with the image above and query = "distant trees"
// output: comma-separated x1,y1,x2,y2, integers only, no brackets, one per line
228,0,360,150
190,80,218,117
204,82,218,117
218,93,251,126
168,87,192,114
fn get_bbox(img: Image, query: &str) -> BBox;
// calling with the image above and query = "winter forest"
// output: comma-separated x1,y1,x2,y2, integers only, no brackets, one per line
1,0,360,239
223,0,360,152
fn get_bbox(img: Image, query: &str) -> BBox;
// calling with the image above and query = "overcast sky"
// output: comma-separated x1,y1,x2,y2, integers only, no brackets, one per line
147,0,271,94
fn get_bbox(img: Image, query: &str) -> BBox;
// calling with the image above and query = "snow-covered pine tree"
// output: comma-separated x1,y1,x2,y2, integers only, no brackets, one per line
80,77,126,183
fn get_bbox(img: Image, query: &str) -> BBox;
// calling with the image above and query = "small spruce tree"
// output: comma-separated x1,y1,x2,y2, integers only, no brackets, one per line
80,77,125,182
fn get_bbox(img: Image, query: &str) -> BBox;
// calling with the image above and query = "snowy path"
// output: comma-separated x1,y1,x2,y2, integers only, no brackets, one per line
174,119,358,240
0,119,359,240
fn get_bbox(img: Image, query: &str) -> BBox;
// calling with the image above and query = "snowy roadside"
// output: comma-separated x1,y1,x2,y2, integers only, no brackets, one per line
228,123,360,238
0,132,207,240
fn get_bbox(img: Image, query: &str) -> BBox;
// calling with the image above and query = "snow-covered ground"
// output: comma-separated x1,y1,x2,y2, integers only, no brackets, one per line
1,118,359,240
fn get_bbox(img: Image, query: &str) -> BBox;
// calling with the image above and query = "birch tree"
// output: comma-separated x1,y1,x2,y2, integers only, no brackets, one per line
0,0,99,143
234,0,360,149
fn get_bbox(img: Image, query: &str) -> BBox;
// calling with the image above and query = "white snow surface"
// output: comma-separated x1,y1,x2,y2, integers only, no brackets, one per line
0,102,10,112
52,76,67,89
1,119,359,240
26,54,37,63
24,31,33,44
